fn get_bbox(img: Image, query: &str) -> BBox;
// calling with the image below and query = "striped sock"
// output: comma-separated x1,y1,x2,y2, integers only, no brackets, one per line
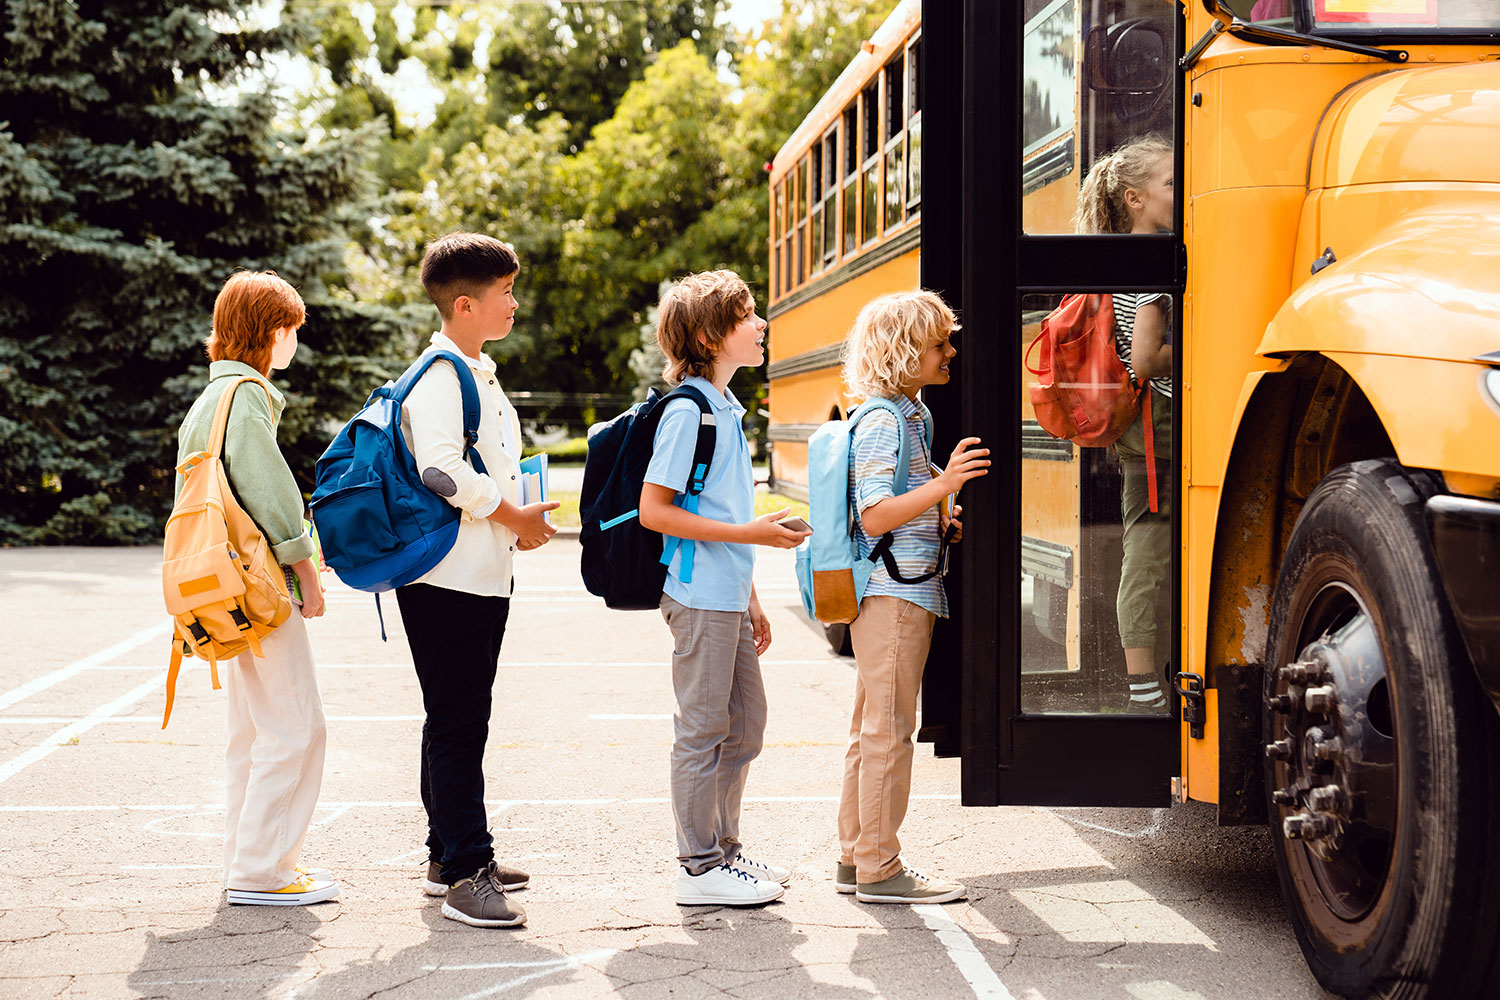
1129,678,1167,708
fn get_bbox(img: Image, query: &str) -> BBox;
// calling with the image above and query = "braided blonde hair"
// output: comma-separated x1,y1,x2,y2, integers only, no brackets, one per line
1073,134,1173,235
842,290,959,401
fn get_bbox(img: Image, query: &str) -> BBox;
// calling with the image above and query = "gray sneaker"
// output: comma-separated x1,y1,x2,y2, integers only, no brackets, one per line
835,862,856,895
442,863,527,927
424,859,529,896
855,866,965,904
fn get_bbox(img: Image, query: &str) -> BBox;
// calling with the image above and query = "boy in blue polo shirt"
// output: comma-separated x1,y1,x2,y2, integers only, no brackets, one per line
638,270,812,907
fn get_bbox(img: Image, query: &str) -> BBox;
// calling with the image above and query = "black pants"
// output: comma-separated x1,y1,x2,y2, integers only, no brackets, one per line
395,582,510,884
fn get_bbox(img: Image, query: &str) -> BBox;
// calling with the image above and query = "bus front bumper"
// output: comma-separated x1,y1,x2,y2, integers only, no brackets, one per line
1427,494,1500,714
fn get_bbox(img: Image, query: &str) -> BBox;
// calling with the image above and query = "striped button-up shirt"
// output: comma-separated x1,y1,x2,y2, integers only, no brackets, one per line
851,393,948,618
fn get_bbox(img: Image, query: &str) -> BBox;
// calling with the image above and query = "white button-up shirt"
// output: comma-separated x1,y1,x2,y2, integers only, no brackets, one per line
398,332,523,596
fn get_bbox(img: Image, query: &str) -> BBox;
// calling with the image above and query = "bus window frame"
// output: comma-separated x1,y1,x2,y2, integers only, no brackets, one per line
883,53,906,232
822,128,839,266
796,155,809,287
906,33,922,212
860,82,881,248
842,104,859,257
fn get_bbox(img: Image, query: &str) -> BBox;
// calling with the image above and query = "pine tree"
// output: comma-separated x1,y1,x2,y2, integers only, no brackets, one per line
0,0,415,544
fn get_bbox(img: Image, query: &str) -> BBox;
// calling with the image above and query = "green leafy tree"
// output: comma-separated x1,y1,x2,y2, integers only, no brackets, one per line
0,0,413,544
486,0,731,152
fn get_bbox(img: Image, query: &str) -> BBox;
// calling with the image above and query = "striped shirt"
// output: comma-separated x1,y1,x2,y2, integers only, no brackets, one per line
1113,293,1174,398
851,394,948,618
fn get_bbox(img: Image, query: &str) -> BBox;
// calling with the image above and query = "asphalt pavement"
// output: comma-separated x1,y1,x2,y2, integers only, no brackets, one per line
0,543,1331,999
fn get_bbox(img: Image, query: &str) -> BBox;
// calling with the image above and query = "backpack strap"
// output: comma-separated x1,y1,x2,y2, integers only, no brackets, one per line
206,376,275,460
849,396,950,587
656,384,717,585
391,350,490,475
1142,389,1158,514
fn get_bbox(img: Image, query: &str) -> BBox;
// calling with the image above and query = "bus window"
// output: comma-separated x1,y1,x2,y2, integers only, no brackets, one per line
861,82,880,246
809,145,824,275
906,36,921,211
1019,292,1176,716
796,156,808,286
883,56,905,230
842,105,858,255
1023,0,1174,234
823,130,838,263
771,182,783,298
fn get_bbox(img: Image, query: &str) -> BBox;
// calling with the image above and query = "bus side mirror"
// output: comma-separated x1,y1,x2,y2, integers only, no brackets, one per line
1086,20,1170,95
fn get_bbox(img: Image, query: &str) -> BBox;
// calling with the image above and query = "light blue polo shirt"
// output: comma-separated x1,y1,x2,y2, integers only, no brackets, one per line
644,376,755,613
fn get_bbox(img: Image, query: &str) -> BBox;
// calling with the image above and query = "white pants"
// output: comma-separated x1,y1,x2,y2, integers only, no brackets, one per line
222,612,327,890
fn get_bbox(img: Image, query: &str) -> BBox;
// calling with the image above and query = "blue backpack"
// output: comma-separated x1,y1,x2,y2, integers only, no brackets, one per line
310,350,487,597
794,398,945,624
579,385,715,610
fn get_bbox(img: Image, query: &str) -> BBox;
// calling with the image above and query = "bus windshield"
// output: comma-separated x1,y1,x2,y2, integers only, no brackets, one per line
1224,0,1500,32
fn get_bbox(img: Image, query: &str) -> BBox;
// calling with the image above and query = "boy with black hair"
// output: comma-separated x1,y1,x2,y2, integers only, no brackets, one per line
400,232,558,928
638,269,811,907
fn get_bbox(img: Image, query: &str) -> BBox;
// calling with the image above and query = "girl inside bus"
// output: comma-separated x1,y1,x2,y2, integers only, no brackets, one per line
1075,134,1175,714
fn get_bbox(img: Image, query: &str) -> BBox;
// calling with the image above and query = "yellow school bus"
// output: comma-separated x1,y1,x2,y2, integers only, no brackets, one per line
765,2,921,502
771,1,1500,996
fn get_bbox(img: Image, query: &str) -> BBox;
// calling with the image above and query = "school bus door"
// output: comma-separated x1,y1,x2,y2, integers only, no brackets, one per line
920,0,1185,806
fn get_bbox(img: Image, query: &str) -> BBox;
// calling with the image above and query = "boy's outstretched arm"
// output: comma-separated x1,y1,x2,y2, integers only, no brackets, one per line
860,437,990,537
639,484,808,548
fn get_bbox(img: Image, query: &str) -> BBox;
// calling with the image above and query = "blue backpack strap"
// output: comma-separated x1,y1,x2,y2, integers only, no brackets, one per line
851,396,910,494
848,396,946,585
656,384,717,585
391,350,488,475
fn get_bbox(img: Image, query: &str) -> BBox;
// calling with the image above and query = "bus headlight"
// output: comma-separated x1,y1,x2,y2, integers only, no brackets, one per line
1485,368,1500,418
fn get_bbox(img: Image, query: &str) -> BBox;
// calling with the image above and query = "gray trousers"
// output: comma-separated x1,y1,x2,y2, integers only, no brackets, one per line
660,595,767,875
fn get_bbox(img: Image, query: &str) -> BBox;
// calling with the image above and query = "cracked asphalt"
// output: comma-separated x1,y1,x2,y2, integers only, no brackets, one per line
0,544,1331,999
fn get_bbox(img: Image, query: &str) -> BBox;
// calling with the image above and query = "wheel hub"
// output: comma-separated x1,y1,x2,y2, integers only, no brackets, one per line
1265,589,1396,920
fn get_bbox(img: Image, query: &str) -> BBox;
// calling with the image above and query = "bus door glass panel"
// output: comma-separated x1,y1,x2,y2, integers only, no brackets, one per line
1022,0,1174,235
1019,293,1177,716
1018,0,1179,716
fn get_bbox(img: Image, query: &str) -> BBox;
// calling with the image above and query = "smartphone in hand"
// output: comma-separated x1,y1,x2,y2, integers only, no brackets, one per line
778,516,813,533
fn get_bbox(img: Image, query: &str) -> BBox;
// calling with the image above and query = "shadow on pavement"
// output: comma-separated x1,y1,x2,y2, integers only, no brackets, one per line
600,905,875,998
127,902,326,1000
291,900,594,999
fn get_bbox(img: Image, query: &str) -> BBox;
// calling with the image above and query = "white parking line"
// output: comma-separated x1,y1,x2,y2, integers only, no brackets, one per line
420,948,617,1000
916,904,1016,1000
0,715,426,724
88,658,843,672
0,622,170,711
588,713,671,720
0,673,165,785
0,794,961,813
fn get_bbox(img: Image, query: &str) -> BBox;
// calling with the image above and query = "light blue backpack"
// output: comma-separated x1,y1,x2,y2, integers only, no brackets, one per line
794,398,941,624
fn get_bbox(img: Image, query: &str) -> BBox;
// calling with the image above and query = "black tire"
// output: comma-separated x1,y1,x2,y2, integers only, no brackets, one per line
1262,459,1500,999
824,622,854,657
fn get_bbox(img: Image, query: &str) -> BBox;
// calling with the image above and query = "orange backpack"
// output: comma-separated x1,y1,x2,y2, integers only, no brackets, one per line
160,376,292,727
1025,293,1157,511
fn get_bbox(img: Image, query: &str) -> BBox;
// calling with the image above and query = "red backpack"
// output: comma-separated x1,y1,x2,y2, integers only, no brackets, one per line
1025,293,1157,511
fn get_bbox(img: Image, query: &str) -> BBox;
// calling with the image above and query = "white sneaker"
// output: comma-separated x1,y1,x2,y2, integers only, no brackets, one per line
676,864,785,907
227,875,339,906
730,853,792,885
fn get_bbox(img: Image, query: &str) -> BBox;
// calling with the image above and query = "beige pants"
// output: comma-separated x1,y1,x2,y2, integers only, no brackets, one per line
222,612,327,890
838,595,937,883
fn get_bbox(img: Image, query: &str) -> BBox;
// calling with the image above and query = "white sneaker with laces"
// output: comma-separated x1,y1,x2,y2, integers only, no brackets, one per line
676,864,785,906
729,853,792,885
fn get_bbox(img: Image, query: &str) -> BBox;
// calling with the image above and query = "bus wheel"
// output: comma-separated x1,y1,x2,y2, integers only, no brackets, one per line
824,623,853,656
1262,460,1500,999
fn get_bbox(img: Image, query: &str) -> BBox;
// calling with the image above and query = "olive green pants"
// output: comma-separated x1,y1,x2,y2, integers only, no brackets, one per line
1115,388,1173,651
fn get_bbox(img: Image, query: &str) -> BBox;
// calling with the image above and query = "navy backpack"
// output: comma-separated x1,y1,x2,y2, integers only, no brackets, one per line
579,385,715,610
310,350,487,597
